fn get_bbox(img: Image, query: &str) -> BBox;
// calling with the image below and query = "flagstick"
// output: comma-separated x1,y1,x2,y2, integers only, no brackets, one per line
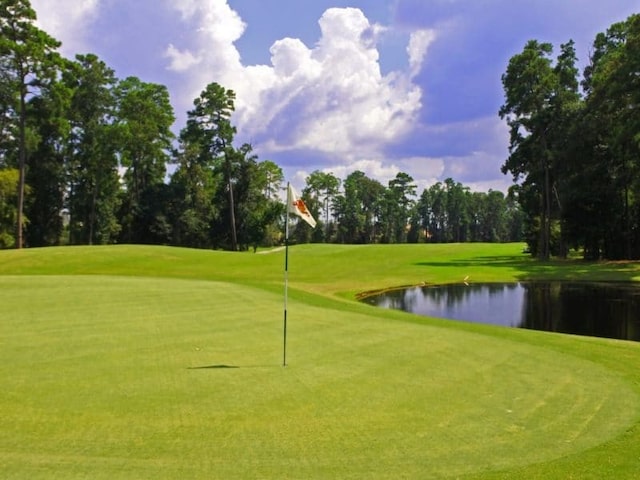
283,239,289,367
283,183,291,367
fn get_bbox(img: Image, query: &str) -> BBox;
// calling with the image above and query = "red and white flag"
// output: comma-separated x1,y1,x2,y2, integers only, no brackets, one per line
287,184,316,228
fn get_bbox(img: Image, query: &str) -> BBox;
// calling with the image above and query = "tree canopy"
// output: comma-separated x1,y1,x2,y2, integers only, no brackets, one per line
14,3,640,256
500,13,640,259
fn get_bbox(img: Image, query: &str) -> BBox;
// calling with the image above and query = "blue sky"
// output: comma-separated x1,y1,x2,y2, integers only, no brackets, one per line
32,0,639,194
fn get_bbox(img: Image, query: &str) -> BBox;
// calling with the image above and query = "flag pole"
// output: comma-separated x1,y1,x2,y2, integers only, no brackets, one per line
282,182,315,367
283,182,290,367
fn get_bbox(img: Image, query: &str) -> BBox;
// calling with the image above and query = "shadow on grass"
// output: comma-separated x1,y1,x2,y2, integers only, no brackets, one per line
189,364,239,369
414,254,640,282
188,364,279,370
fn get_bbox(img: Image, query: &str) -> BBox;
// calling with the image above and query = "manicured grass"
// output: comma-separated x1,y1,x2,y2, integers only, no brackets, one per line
1,243,640,478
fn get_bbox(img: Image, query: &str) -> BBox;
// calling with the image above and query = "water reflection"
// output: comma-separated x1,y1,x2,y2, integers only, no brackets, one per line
362,282,640,342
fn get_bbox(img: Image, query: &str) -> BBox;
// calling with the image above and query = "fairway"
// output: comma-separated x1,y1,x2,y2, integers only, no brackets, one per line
1,244,640,478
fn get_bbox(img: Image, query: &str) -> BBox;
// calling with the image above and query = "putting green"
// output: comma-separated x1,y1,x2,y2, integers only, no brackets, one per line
1,274,638,478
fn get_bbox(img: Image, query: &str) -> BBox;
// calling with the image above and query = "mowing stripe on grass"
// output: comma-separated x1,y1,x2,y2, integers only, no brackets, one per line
1,274,638,479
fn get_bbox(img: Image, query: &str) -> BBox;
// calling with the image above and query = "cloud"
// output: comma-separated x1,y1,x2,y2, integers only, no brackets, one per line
300,155,447,198
159,1,528,194
164,44,202,72
383,114,511,193
330,158,403,185
165,3,431,164
407,29,436,77
31,0,100,57
270,7,423,155
31,0,521,193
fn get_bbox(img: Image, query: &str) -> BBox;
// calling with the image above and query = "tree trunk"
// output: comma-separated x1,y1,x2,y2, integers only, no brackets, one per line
16,89,26,249
226,155,238,251
543,160,551,260
89,185,97,245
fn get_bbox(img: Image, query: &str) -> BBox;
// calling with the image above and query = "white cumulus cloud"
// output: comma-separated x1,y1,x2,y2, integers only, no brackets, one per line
164,44,202,72
164,3,431,167
408,29,436,77
31,0,100,56
161,0,249,119
32,0,442,190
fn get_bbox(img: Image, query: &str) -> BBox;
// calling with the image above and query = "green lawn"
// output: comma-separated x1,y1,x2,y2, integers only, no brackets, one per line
1,243,640,479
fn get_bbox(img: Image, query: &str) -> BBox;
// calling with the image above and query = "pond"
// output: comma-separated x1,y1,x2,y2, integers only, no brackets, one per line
361,282,640,342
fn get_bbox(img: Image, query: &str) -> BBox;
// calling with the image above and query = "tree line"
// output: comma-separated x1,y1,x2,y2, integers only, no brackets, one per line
500,13,640,260
295,172,522,245
0,0,523,251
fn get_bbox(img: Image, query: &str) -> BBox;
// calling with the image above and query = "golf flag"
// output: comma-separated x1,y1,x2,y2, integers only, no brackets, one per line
287,184,316,228
282,182,316,367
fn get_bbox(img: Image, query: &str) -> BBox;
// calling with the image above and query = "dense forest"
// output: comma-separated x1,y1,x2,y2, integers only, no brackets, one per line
500,14,640,260
1,1,639,258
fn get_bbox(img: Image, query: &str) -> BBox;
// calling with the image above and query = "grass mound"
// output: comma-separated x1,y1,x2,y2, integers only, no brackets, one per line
1,244,640,478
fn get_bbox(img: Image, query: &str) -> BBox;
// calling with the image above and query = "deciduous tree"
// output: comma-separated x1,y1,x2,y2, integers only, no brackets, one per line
500,39,579,259
0,0,61,247
114,76,174,244
65,54,120,245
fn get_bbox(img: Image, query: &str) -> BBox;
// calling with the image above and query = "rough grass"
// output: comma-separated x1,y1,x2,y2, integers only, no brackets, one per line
1,243,640,479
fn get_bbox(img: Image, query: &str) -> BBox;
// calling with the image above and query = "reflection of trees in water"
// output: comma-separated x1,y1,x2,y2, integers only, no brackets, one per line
367,287,418,312
522,282,640,340
364,282,640,341
420,283,518,309
522,282,560,331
